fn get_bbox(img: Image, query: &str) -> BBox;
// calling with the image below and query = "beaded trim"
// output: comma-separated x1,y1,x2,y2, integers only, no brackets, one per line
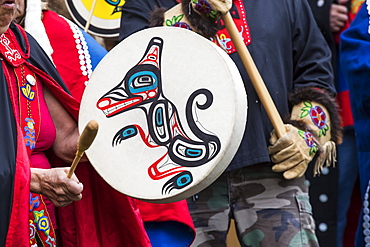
362,180,370,244
367,0,370,34
191,0,220,19
61,16,93,86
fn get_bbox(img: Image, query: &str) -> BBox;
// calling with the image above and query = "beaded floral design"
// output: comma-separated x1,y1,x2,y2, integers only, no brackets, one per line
24,118,36,149
209,0,251,54
165,14,191,30
191,0,220,19
300,101,329,137
29,193,56,246
298,129,318,156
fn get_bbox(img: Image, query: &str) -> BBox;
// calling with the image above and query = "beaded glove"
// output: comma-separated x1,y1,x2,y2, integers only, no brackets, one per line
269,124,320,179
269,87,342,179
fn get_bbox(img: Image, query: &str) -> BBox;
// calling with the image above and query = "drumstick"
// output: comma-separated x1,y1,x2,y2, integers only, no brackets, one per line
67,120,99,178
84,0,98,32
221,12,286,138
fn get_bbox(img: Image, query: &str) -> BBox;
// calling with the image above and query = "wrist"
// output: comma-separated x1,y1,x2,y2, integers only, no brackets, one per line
287,86,342,176
30,168,46,194
288,86,342,144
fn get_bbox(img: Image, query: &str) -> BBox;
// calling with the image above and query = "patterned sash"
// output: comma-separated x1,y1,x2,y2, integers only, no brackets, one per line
211,0,251,54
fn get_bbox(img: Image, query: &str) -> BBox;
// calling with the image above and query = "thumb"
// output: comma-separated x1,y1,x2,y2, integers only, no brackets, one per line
67,180,83,195
269,129,278,145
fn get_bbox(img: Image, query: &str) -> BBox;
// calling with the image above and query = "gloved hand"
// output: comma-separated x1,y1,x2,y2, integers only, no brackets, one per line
268,124,319,180
268,87,342,179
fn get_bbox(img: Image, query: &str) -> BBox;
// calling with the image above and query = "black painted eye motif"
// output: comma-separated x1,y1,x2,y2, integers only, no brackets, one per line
112,125,138,146
162,171,193,194
133,75,154,88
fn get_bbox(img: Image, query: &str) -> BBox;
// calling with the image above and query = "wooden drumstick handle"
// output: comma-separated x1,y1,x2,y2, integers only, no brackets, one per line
221,12,286,138
67,120,99,178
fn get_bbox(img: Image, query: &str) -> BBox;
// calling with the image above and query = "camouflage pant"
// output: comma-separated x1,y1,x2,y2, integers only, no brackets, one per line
187,164,319,247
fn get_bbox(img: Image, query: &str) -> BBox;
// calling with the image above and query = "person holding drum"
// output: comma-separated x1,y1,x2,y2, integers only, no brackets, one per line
14,0,194,246
0,0,151,246
119,0,342,246
14,1,198,247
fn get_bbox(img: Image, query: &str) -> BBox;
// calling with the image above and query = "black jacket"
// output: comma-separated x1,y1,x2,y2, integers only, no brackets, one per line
119,0,335,171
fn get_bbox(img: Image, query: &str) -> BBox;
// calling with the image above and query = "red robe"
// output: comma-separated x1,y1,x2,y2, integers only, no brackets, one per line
3,21,151,246
41,11,152,246
3,23,81,246
42,10,194,246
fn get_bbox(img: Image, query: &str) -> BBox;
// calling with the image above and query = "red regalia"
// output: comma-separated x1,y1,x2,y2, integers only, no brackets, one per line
2,23,79,247
41,10,194,246
3,21,151,246
40,11,152,247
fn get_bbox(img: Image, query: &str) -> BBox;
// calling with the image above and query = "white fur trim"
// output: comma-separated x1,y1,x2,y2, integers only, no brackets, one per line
24,0,54,60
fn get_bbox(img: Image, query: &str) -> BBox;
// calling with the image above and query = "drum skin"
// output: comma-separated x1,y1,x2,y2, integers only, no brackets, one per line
79,27,247,203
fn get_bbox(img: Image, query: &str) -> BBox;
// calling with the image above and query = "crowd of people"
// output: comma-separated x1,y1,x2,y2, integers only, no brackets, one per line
0,0,369,246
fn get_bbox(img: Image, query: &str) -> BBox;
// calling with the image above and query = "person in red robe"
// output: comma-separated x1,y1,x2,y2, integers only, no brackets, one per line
0,0,152,246
15,0,195,246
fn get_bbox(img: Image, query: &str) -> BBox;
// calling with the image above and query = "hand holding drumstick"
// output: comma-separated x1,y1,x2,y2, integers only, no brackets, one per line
29,119,97,207
31,120,98,207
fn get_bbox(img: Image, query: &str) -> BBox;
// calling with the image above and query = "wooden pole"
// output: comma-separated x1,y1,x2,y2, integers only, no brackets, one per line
221,12,286,138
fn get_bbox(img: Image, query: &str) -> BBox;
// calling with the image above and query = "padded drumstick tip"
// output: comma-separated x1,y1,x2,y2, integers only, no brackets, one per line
78,119,99,152
67,120,99,178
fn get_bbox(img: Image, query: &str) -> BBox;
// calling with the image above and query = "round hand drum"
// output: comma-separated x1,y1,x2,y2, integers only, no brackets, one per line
79,27,247,203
